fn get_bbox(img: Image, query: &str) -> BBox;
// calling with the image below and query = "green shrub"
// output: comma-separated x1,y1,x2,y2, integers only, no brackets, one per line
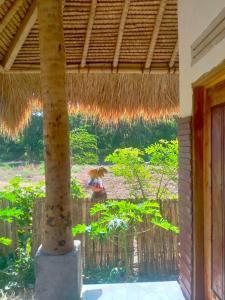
0,247,35,292
71,178,87,199
0,178,45,249
70,128,98,165
105,148,151,200
105,140,178,202
0,176,86,292
0,178,44,292
145,139,178,201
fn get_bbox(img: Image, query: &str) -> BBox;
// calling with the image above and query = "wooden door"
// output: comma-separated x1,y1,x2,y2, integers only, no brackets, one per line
204,81,225,300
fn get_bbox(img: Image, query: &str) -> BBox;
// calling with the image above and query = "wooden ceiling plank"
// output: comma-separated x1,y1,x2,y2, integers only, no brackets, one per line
0,0,24,34
113,0,130,70
144,0,168,71
2,1,37,71
80,0,97,68
169,40,178,69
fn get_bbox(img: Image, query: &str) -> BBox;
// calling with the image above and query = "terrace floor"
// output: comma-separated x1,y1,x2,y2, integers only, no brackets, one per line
82,281,185,300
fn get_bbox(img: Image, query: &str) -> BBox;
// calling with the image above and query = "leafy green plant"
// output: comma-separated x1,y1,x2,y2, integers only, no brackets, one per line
71,178,87,199
73,200,179,279
0,238,12,247
145,139,178,201
0,206,22,246
0,177,45,249
0,178,41,293
0,177,87,293
0,247,35,292
105,148,151,200
0,178,43,293
0,177,86,247
105,141,178,202
0,182,24,247
70,128,98,165
73,200,179,238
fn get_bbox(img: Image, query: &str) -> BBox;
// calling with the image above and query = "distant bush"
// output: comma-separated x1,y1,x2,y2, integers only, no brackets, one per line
70,128,98,165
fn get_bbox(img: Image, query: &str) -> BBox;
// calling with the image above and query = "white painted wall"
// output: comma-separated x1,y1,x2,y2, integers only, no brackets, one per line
178,0,225,116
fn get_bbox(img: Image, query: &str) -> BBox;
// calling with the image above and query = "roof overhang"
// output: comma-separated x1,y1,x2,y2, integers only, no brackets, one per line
0,0,179,137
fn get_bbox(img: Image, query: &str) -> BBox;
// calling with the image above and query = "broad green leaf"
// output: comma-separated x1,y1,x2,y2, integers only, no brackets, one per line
72,224,87,236
0,237,12,246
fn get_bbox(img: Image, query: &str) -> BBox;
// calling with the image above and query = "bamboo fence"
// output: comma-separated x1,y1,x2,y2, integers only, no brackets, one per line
33,198,179,278
0,198,179,278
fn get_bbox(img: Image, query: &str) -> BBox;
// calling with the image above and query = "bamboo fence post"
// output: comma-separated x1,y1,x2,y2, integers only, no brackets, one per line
38,0,74,255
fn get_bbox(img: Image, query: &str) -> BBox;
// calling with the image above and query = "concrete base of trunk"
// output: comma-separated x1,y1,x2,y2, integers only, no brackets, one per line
35,241,82,300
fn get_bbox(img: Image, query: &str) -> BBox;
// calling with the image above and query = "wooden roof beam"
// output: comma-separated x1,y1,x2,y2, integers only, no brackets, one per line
169,40,178,69
80,0,97,68
144,0,168,72
2,1,37,71
0,0,24,34
7,65,179,75
113,0,130,71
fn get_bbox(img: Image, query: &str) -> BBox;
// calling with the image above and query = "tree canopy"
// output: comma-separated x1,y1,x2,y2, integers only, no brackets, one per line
0,114,177,163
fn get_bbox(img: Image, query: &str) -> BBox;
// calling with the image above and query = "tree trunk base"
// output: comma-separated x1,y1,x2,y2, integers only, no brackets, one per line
35,241,82,300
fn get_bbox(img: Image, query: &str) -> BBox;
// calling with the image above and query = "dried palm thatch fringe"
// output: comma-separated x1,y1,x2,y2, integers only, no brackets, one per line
0,73,179,138
0,73,41,137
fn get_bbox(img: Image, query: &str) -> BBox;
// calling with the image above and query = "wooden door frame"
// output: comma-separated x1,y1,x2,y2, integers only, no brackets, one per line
192,63,225,300
192,86,205,300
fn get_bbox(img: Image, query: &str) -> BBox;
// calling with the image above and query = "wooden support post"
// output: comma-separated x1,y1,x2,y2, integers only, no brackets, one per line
38,0,74,255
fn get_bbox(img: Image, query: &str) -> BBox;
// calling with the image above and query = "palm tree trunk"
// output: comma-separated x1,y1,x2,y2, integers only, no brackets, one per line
38,0,73,255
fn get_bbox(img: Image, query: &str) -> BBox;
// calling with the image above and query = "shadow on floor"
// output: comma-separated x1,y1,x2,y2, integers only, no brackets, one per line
82,289,103,300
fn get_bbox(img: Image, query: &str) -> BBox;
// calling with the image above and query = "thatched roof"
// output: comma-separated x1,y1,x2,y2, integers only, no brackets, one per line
0,0,179,137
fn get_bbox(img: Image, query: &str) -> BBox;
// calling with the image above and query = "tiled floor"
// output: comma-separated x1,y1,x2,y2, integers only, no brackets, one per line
82,281,185,300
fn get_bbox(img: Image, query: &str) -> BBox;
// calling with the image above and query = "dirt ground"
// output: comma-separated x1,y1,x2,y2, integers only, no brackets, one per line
0,162,177,200
0,162,130,199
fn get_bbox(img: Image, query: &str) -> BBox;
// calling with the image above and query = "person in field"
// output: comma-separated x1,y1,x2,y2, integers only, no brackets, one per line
87,167,108,201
